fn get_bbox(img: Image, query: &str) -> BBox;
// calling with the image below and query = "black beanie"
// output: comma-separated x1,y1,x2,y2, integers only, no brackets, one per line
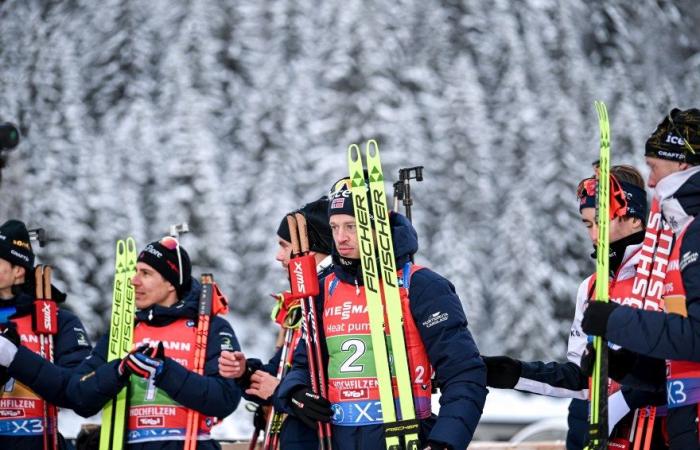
0,220,34,270
645,108,700,165
298,197,333,255
276,216,291,243
137,237,192,299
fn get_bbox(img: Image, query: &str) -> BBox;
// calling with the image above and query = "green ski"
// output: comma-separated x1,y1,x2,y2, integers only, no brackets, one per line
99,237,137,450
586,101,611,450
348,141,419,450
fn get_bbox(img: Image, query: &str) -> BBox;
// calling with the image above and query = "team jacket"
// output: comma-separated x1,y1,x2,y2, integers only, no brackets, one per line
605,167,700,449
277,212,487,450
1,289,92,450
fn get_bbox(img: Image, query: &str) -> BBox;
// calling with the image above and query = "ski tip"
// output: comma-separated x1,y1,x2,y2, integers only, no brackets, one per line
348,143,361,162
365,139,379,157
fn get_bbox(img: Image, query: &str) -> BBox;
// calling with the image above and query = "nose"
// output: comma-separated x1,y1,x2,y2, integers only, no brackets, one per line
131,273,141,286
647,173,657,188
588,226,598,246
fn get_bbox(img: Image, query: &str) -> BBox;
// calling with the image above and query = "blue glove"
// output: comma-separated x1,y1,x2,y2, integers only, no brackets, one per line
119,342,165,380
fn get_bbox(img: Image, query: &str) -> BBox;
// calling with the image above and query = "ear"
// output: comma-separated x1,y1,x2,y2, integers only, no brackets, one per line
13,265,26,284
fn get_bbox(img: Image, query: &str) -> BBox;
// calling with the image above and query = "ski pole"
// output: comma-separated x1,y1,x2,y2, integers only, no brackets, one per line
34,265,58,450
287,214,332,450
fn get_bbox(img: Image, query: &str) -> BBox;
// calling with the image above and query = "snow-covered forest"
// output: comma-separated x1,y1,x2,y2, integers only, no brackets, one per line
1,0,698,363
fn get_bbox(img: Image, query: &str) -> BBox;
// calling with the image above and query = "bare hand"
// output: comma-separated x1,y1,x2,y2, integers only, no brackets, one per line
218,350,246,379
245,370,280,400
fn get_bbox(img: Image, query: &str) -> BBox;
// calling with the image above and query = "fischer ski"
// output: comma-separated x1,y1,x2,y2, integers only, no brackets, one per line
586,101,611,450
99,237,137,450
348,140,419,450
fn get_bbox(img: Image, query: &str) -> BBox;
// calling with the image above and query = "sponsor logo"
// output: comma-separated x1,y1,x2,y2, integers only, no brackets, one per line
422,311,449,328
186,320,195,327
220,336,233,351
42,303,52,331
341,389,368,400
75,329,89,347
665,133,687,146
11,240,30,250
135,338,191,352
293,261,305,293
137,416,164,428
9,249,29,262
0,409,23,418
680,251,699,272
325,301,368,321
142,244,163,259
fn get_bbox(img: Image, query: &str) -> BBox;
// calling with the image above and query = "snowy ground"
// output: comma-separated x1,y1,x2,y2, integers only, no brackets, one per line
58,389,570,442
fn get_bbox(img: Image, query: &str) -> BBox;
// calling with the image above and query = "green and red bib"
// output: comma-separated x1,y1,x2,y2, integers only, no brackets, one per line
324,263,432,426
127,318,215,443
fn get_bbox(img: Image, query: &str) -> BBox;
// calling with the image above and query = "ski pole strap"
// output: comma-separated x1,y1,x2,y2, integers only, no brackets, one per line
383,418,420,438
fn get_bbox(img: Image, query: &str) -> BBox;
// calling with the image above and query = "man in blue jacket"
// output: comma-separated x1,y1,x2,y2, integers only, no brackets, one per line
276,178,487,450
0,219,93,450
583,108,700,450
0,236,241,449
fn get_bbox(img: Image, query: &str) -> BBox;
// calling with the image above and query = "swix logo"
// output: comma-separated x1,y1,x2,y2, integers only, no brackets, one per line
42,303,52,331
341,389,368,400
138,417,163,427
666,133,687,146
142,244,163,258
0,409,22,418
293,261,305,293
325,301,367,320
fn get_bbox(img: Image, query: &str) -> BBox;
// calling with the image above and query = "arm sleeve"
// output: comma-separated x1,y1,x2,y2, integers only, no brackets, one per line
7,310,98,414
606,224,700,361
409,269,487,450
154,317,242,418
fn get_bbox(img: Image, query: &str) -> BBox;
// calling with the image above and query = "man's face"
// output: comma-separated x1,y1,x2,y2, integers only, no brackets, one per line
580,207,639,246
275,236,293,270
329,214,360,259
131,262,176,310
0,258,24,298
645,156,687,188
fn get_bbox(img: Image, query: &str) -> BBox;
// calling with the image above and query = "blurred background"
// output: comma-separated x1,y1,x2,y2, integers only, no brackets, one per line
1,0,699,441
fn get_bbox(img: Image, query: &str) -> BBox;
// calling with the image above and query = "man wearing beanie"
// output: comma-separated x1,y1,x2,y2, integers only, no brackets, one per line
583,108,700,450
220,196,333,450
0,236,242,449
276,177,487,450
0,219,93,450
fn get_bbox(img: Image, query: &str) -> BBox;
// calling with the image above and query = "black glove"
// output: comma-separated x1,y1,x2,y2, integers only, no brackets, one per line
581,301,618,338
289,386,333,429
423,441,452,450
0,326,19,386
579,342,636,381
236,358,264,390
483,355,522,389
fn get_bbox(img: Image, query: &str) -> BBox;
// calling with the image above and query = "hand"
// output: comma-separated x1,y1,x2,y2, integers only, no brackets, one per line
482,355,521,389
580,343,636,381
290,386,333,429
581,301,618,338
423,441,452,450
218,350,246,379
119,342,165,380
245,370,280,400
0,326,20,368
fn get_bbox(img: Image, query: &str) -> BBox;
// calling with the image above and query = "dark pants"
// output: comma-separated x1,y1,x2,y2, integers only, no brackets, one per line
567,398,588,450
